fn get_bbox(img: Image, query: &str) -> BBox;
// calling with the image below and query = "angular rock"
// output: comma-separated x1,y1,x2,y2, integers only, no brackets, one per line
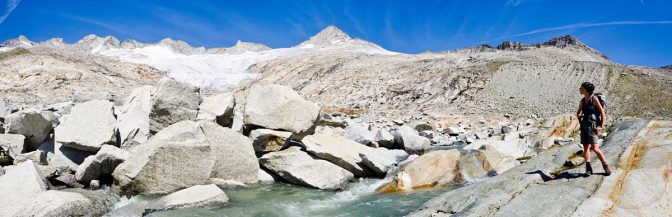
0,133,26,159
359,148,409,176
145,184,229,214
411,121,435,132
377,150,461,192
4,109,53,149
258,169,275,182
301,133,377,176
50,141,94,172
75,145,129,183
0,161,48,217
117,86,154,150
259,146,354,190
113,121,258,196
14,189,118,217
392,125,431,154
345,120,375,146
13,150,47,165
374,129,395,148
149,78,202,134
249,128,292,152
244,84,320,137
198,92,235,127
55,100,117,152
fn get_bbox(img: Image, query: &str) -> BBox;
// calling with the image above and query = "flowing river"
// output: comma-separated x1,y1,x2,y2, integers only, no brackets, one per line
142,178,461,217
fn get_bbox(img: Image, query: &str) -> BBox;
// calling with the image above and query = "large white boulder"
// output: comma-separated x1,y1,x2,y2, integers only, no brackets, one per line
55,100,117,152
259,146,353,190
392,125,431,154
112,120,258,196
300,133,373,176
117,86,154,150
244,84,320,137
0,161,48,217
75,145,129,183
198,92,235,127
149,78,202,134
344,120,375,146
15,189,119,217
4,109,53,149
0,133,26,159
377,150,461,192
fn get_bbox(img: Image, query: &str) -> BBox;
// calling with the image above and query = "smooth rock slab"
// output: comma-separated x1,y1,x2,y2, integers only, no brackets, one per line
145,184,229,214
55,100,117,152
244,84,320,137
259,146,354,190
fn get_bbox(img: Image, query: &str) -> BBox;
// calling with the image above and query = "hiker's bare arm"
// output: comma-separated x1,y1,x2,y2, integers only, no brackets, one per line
576,100,583,121
594,96,606,128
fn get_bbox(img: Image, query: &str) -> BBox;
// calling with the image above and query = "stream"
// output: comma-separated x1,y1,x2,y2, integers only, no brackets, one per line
143,178,461,217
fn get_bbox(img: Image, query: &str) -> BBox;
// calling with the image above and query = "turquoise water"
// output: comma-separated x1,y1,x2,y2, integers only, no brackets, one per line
148,179,460,217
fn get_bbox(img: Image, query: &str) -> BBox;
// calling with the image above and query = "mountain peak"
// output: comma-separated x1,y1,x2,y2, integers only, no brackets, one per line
298,25,352,48
1,35,35,48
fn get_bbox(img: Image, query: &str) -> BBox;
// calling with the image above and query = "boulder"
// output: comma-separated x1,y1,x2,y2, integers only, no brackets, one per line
244,84,320,137
374,129,395,148
75,145,129,183
392,126,431,154
501,125,514,134
345,120,375,146
55,100,117,152
13,150,47,165
113,121,258,196
149,78,202,134
53,173,85,188
144,184,228,214
4,109,53,149
258,169,275,182
359,148,410,176
377,150,461,192
198,92,235,127
443,126,465,136
300,133,376,176
249,129,292,152
0,161,48,217
411,121,435,132
50,141,94,172
116,86,154,150
0,133,26,159
259,146,354,190
15,189,119,217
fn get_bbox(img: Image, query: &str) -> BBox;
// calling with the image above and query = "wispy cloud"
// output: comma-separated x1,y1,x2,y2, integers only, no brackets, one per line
62,15,130,35
0,0,22,24
482,20,672,43
507,0,523,6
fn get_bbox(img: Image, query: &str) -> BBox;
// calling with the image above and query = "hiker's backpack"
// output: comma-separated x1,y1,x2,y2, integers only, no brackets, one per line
593,92,607,126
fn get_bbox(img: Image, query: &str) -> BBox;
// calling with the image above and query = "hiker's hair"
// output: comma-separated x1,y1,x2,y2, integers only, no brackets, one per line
581,82,595,95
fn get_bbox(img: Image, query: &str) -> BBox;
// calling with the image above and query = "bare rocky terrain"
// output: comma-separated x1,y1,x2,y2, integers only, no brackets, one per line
0,26,670,217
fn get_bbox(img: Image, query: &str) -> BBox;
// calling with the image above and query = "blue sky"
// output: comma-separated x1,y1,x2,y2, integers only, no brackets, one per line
1,0,671,67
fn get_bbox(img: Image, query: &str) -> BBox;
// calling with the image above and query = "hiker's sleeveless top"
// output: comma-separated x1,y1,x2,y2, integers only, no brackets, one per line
581,96,598,121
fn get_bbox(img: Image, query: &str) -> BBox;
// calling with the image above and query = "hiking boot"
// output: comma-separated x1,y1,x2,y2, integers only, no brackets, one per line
585,162,593,176
603,163,611,176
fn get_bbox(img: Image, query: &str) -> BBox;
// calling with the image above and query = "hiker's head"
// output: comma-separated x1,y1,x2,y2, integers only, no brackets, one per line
580,82,595,95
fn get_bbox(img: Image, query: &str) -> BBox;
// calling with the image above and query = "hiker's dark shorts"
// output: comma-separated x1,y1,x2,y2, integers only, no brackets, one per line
580,120,598,144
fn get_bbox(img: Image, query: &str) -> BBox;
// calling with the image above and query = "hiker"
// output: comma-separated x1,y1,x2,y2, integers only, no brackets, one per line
576,82,611,176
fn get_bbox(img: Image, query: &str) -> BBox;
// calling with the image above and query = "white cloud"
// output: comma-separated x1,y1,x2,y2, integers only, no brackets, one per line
0,0,22,24
486,20,672,42
507,0,524,6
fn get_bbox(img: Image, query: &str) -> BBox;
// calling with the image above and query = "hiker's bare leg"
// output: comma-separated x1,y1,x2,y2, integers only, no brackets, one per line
591,144,607,165
583,144,591,162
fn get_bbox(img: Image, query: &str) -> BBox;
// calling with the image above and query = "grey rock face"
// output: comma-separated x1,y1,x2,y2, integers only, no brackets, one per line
0,133,26,159
4,109,53,149
392,125,431,154
344,120,375,146
117,86,154,150
249,128,292,152
112,121,258,196
145,184,228,215
0,161,48,217
75,145,129,183
55,100,117,152
198,92,235,127
374,129,395,148
149,78,202,134
259,146,354,190
244,84,320,137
